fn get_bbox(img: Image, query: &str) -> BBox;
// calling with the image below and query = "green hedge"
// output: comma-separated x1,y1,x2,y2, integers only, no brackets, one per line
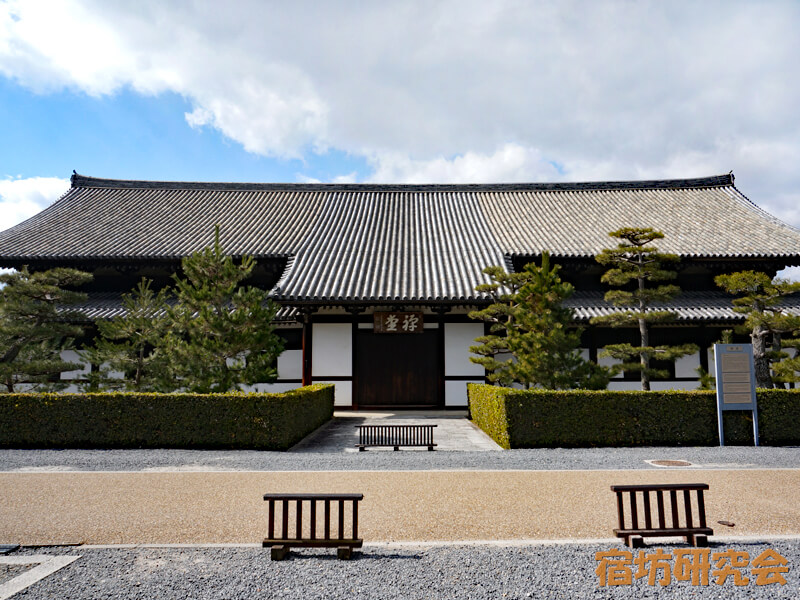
0,384,334,450
468,384,800,448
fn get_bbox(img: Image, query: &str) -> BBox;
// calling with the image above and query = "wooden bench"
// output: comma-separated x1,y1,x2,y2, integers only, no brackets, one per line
611,483,713,548
356,424,437,451
263,493,363,560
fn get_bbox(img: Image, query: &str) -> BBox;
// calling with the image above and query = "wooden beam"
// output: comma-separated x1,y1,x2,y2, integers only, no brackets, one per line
301,311,313,386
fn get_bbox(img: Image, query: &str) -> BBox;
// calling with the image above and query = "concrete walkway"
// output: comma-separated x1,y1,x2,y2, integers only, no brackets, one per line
290,411,503,452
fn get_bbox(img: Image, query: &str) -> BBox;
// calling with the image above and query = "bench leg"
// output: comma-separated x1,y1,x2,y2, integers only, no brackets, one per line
393,446,399,451
626,535,644,548
270,545,289,561
358,446,366,452
688,534,708,547
337,546,353,560
427,445,434,451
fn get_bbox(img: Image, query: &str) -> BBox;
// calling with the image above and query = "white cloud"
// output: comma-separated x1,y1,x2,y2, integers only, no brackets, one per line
181,71,328,157
0,177,70,228
366,144,562,184
1,0,800,229
332,172,358,184
777,266,800,282
0,0,327,158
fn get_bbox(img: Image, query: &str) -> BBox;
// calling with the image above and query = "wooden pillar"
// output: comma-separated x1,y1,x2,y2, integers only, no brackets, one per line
301,310,313,387
436,307,447,408
483,321,491,384
588,325,598,363
349,306,362,410
699,325,709,373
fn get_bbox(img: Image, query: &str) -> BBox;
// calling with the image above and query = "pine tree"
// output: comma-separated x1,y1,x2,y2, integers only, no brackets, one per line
468,266,533,386
85,278,172,391
469,253,608,389
771,337,800,385
591,227,697,391
0,266,92,392
163,226,284,392
715,271,800,388
507,254,609,389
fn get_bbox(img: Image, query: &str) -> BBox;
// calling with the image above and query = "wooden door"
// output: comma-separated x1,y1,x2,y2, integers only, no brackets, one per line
355,329,441,408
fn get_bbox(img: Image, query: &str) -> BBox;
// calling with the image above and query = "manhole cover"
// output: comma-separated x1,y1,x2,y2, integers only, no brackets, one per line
650,460,692,467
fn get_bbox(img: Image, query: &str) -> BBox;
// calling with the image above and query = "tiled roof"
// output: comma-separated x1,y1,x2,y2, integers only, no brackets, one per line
71,291,800,324
0,178,325,260
68,292,298,322
565,291,800,322
482,182,800,258
2,173,799,302
270,190,504,302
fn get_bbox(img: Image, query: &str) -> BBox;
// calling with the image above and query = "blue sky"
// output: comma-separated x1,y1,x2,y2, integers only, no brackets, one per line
1,0,799,276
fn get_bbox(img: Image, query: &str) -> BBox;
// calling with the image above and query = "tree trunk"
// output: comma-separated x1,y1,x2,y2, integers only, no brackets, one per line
640,316,650,391
772,332,785,389
752,324,773,388
638,272,650,391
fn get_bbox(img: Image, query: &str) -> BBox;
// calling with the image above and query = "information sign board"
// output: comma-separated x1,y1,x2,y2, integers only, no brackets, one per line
713,343,759,446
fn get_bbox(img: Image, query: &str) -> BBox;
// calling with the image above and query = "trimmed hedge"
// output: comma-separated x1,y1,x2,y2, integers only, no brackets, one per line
468,383,800,448
0,384,334,450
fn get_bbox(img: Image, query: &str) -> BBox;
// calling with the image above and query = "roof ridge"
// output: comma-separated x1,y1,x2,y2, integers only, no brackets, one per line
70,172,735,192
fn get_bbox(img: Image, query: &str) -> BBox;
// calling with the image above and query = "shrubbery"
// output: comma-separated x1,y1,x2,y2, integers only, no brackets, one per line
0,384,333,450
468,383,800,448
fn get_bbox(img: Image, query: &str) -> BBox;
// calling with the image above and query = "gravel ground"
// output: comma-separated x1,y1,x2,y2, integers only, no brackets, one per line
0,563,33,585
1,446,799,472
3,445,798,597
6,540,799,599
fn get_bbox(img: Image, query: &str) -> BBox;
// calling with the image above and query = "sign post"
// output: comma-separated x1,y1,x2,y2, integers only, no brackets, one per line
713,343,759,446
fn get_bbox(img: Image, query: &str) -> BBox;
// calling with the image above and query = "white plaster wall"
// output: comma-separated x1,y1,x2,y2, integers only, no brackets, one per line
312,323,352,376
60,350,90,380
607,381,644,391
598,354,623,378
444,323,485,376
675,352,700,378
278,350,302,380
104,363,124,380
314,380,352,407
445,380,484,406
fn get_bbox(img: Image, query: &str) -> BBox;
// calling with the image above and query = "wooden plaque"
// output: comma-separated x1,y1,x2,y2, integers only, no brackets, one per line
373,311,424,334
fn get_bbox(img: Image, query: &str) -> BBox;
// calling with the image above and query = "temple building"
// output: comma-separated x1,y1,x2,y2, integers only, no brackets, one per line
1,172,799,407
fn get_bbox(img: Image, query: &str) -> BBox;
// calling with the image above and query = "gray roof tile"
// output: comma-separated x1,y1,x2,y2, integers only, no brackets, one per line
566,291,800,322
68,292,298,322
2,173,800,303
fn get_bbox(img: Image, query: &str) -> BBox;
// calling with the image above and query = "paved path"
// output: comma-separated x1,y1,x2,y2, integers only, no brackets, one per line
2,469,799,545
290,411,502,452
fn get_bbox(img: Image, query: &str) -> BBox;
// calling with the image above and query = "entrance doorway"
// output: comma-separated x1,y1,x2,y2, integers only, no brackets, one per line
355,329,441,409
